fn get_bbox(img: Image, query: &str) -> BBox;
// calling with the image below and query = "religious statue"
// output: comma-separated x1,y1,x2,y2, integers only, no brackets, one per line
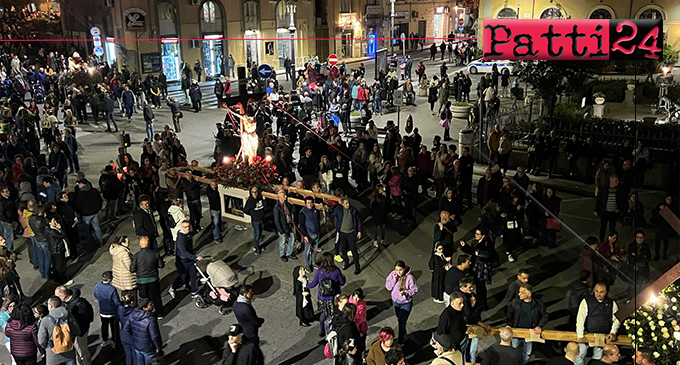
225,101,261,164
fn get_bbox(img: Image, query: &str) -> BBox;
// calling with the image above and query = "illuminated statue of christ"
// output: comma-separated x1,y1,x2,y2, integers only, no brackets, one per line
225,102,260,164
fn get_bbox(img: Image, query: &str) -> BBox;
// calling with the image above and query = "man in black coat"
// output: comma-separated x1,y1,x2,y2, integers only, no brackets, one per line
130,236,165,318
233,285,265,345
99,165,123,221
437,292,468,354
74,179,103,247
132,195,159,249
102,93,119,132
180,172,203,232
222,324,264,365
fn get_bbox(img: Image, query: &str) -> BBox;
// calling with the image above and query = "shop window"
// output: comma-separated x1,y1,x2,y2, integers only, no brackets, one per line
496,8,517,19
540,7,565,19
589,8,612,19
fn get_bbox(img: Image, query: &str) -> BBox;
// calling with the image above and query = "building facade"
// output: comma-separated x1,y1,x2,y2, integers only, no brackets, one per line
477,0,679,51
62,0,320,81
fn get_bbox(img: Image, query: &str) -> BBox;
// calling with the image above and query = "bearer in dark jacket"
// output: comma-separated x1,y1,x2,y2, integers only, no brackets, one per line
123,298,163,364
131,236,165,318
273,189,297,262
222,324,264,365
233,285,265,345
506,283,549,364
132,195,159,249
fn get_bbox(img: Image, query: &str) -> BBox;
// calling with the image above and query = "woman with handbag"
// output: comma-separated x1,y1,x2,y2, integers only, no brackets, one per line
598,231,623,286
460,228,496,310
541,187,562,248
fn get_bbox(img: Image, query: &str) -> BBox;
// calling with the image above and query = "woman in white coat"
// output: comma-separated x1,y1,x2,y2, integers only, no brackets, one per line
168,197,189,245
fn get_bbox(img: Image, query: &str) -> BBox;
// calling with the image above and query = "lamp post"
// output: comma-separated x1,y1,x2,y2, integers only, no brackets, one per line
287,0,297,90
390,0,395,55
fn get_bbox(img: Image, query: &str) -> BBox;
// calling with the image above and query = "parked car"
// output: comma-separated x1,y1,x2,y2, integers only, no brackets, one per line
467,59,517,75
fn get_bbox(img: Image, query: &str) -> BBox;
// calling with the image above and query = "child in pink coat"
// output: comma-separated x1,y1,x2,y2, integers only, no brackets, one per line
349,288,368,356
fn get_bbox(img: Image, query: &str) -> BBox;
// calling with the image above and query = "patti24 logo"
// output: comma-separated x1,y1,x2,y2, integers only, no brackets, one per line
483,19,663,61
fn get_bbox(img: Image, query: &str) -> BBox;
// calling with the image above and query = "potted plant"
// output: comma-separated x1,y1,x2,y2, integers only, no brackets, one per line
593,92,606,105
451,101,473,119
350,110,361,125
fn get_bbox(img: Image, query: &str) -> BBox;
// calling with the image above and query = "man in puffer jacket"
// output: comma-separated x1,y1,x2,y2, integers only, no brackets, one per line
123,298,163,364
38,297,81,365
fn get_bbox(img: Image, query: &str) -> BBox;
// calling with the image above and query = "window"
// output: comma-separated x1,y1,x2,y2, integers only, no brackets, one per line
340,0,351,14
639,8,663,20
589,8,612,19
244,1,259,30
157,2,177,37
276,1,290,29
540,7,564,19
203,1,216,23
497,8,517,19
201,1,223,34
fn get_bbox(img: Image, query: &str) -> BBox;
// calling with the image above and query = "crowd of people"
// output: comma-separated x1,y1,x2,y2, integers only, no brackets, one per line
0,7,672,365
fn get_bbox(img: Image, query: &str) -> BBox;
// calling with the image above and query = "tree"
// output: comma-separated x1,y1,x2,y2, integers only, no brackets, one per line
517,60,606,116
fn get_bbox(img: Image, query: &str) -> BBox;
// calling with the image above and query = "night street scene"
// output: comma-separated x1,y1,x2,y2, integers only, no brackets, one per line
0,1,678,365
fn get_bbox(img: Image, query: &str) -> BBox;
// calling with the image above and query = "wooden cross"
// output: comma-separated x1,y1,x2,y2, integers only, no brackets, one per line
615,207,680,321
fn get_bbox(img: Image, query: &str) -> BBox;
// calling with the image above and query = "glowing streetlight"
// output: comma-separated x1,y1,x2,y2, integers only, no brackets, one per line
223,156,231,165
265,155,272,162
649,294,658,304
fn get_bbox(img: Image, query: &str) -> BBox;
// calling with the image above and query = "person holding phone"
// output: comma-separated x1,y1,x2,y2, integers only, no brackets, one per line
385,261,418,344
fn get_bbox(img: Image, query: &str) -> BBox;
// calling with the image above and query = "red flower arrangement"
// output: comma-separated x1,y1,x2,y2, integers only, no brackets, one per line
214,155,279,189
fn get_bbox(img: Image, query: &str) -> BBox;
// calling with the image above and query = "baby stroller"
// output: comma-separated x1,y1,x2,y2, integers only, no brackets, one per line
32,83,44,104
194,258,240,315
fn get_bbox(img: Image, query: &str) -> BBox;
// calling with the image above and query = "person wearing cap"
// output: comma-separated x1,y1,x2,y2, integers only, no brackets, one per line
93,271,120,347
430,332,464,365
222,323,264,365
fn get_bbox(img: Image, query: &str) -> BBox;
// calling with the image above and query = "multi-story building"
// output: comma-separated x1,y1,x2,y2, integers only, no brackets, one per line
61,0,320,82
477,0,678,51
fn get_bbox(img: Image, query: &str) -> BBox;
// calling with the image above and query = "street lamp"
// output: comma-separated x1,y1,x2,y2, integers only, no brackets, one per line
287,0,297,90
390,0,395,55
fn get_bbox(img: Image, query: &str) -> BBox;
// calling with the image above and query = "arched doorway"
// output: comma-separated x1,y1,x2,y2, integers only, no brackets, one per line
157,1,181,81
200,1,226,77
